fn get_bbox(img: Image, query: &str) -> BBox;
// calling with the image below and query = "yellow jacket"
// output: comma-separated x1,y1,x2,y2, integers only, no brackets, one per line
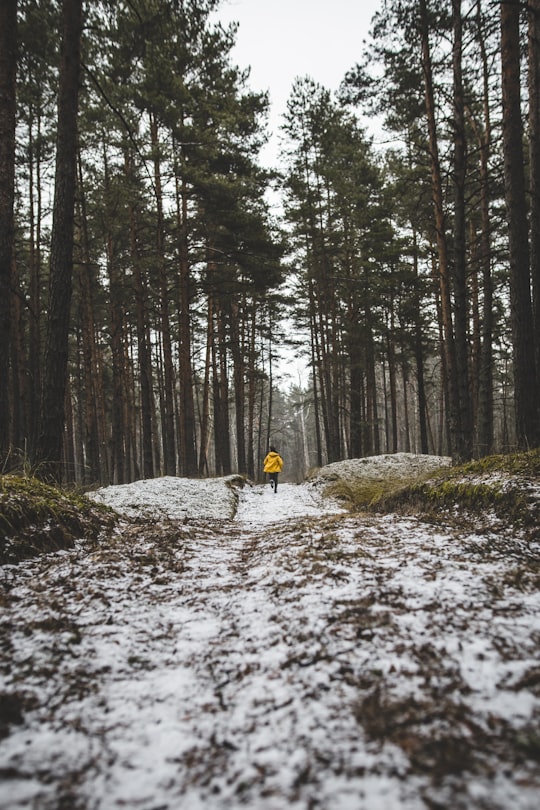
263,451,283,473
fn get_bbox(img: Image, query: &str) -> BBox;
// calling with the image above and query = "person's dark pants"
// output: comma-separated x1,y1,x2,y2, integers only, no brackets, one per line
269,473,278,493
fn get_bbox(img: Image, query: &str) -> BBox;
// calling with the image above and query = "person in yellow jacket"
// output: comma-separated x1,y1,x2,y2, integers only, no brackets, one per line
263,446,283,493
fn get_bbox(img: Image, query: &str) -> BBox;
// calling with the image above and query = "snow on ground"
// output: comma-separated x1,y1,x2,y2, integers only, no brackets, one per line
89,474,242,521
236,480,346,525
1,462,540,809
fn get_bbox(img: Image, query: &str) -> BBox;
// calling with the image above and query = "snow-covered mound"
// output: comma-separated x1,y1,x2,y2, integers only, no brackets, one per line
89,475,241,521
309,452,451,487
89,456,451,524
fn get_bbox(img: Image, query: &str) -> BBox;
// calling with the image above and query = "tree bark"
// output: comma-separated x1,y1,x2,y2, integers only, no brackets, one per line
125,152,154,480
529,0,540,385
175,163,198,476
419,0,461,461
475,0,494,456
37,0,82,481
452,0,473,459
501,0,539,448
150,114,176,476
0,0,17,457
77,157,102,484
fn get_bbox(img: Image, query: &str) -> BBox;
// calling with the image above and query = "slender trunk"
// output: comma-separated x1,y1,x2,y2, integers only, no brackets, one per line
37,0,82,481
501,0,539,447
230,300,247,474
348,323,364,458
411,228,429,454
529,0,540,383
452,0,473,459
419,0,461,460
310,320,323,468
198,295,213,477
246,306,257,479
471,0,495,456
386,311,398,454
0,0,17,456
125,152,154,479
364,281,379,456
77,158,101,483
401,358,411,453
10,258,24,453
108,233,127,484
212,300,231,475
150,114,176,475
28,108,43,454
175,157,197,475
266,309,274,452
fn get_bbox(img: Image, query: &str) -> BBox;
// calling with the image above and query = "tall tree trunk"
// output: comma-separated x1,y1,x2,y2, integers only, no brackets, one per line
150,114,176,476
246,306,257,479
37,0,82,481
386,308,398,454
411,228,429,454
265,309,274,453
230,300,247,474
0,0,17,457
419,0,461,461
529,0,540,384
501,0,539,448
10,259,24,455
310,320,323,468
77,158,101,484
348,321,364,458
175,165,197,476
475,0,494,456
125,152,154,480
212,299,231,475
198,295,213,477
452,0,473,459
363,284,379,456
108,232,128,484
27,108,44,455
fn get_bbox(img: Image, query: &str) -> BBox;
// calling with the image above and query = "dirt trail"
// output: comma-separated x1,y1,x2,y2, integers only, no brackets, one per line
1,485,539,809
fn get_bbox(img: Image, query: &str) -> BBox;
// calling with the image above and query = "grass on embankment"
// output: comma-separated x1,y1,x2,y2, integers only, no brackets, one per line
0,475,117,565
323,449,540,540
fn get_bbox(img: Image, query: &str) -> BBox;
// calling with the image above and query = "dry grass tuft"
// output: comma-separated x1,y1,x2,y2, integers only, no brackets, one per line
324,471,437,511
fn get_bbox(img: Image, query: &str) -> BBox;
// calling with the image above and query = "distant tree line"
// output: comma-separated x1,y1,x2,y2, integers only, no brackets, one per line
0,0,539,485
284,0,540,464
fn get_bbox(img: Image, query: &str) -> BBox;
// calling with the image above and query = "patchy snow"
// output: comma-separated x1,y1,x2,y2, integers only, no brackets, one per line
1,459,540,809
89,474,242,521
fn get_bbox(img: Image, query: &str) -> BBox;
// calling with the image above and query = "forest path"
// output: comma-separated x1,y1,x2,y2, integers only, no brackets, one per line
1,484,539,809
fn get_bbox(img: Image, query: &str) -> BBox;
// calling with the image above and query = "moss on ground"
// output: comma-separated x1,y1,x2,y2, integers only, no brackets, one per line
0,475,117,565
370,448,540,539
324,472,441,511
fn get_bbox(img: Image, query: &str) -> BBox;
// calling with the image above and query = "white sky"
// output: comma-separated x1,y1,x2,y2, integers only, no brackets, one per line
215,0,382,163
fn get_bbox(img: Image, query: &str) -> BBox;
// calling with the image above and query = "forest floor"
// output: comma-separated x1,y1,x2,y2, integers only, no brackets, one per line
1,456,540,809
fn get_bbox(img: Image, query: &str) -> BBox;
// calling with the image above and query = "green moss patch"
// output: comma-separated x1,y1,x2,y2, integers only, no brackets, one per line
324,472,440,511
371,448,540,538
0,475,117,565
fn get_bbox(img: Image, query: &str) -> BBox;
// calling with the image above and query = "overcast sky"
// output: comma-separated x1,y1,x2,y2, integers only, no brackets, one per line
215,0,382,164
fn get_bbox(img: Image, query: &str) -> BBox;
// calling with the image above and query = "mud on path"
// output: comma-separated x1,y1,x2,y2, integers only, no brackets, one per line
1,483,539,809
